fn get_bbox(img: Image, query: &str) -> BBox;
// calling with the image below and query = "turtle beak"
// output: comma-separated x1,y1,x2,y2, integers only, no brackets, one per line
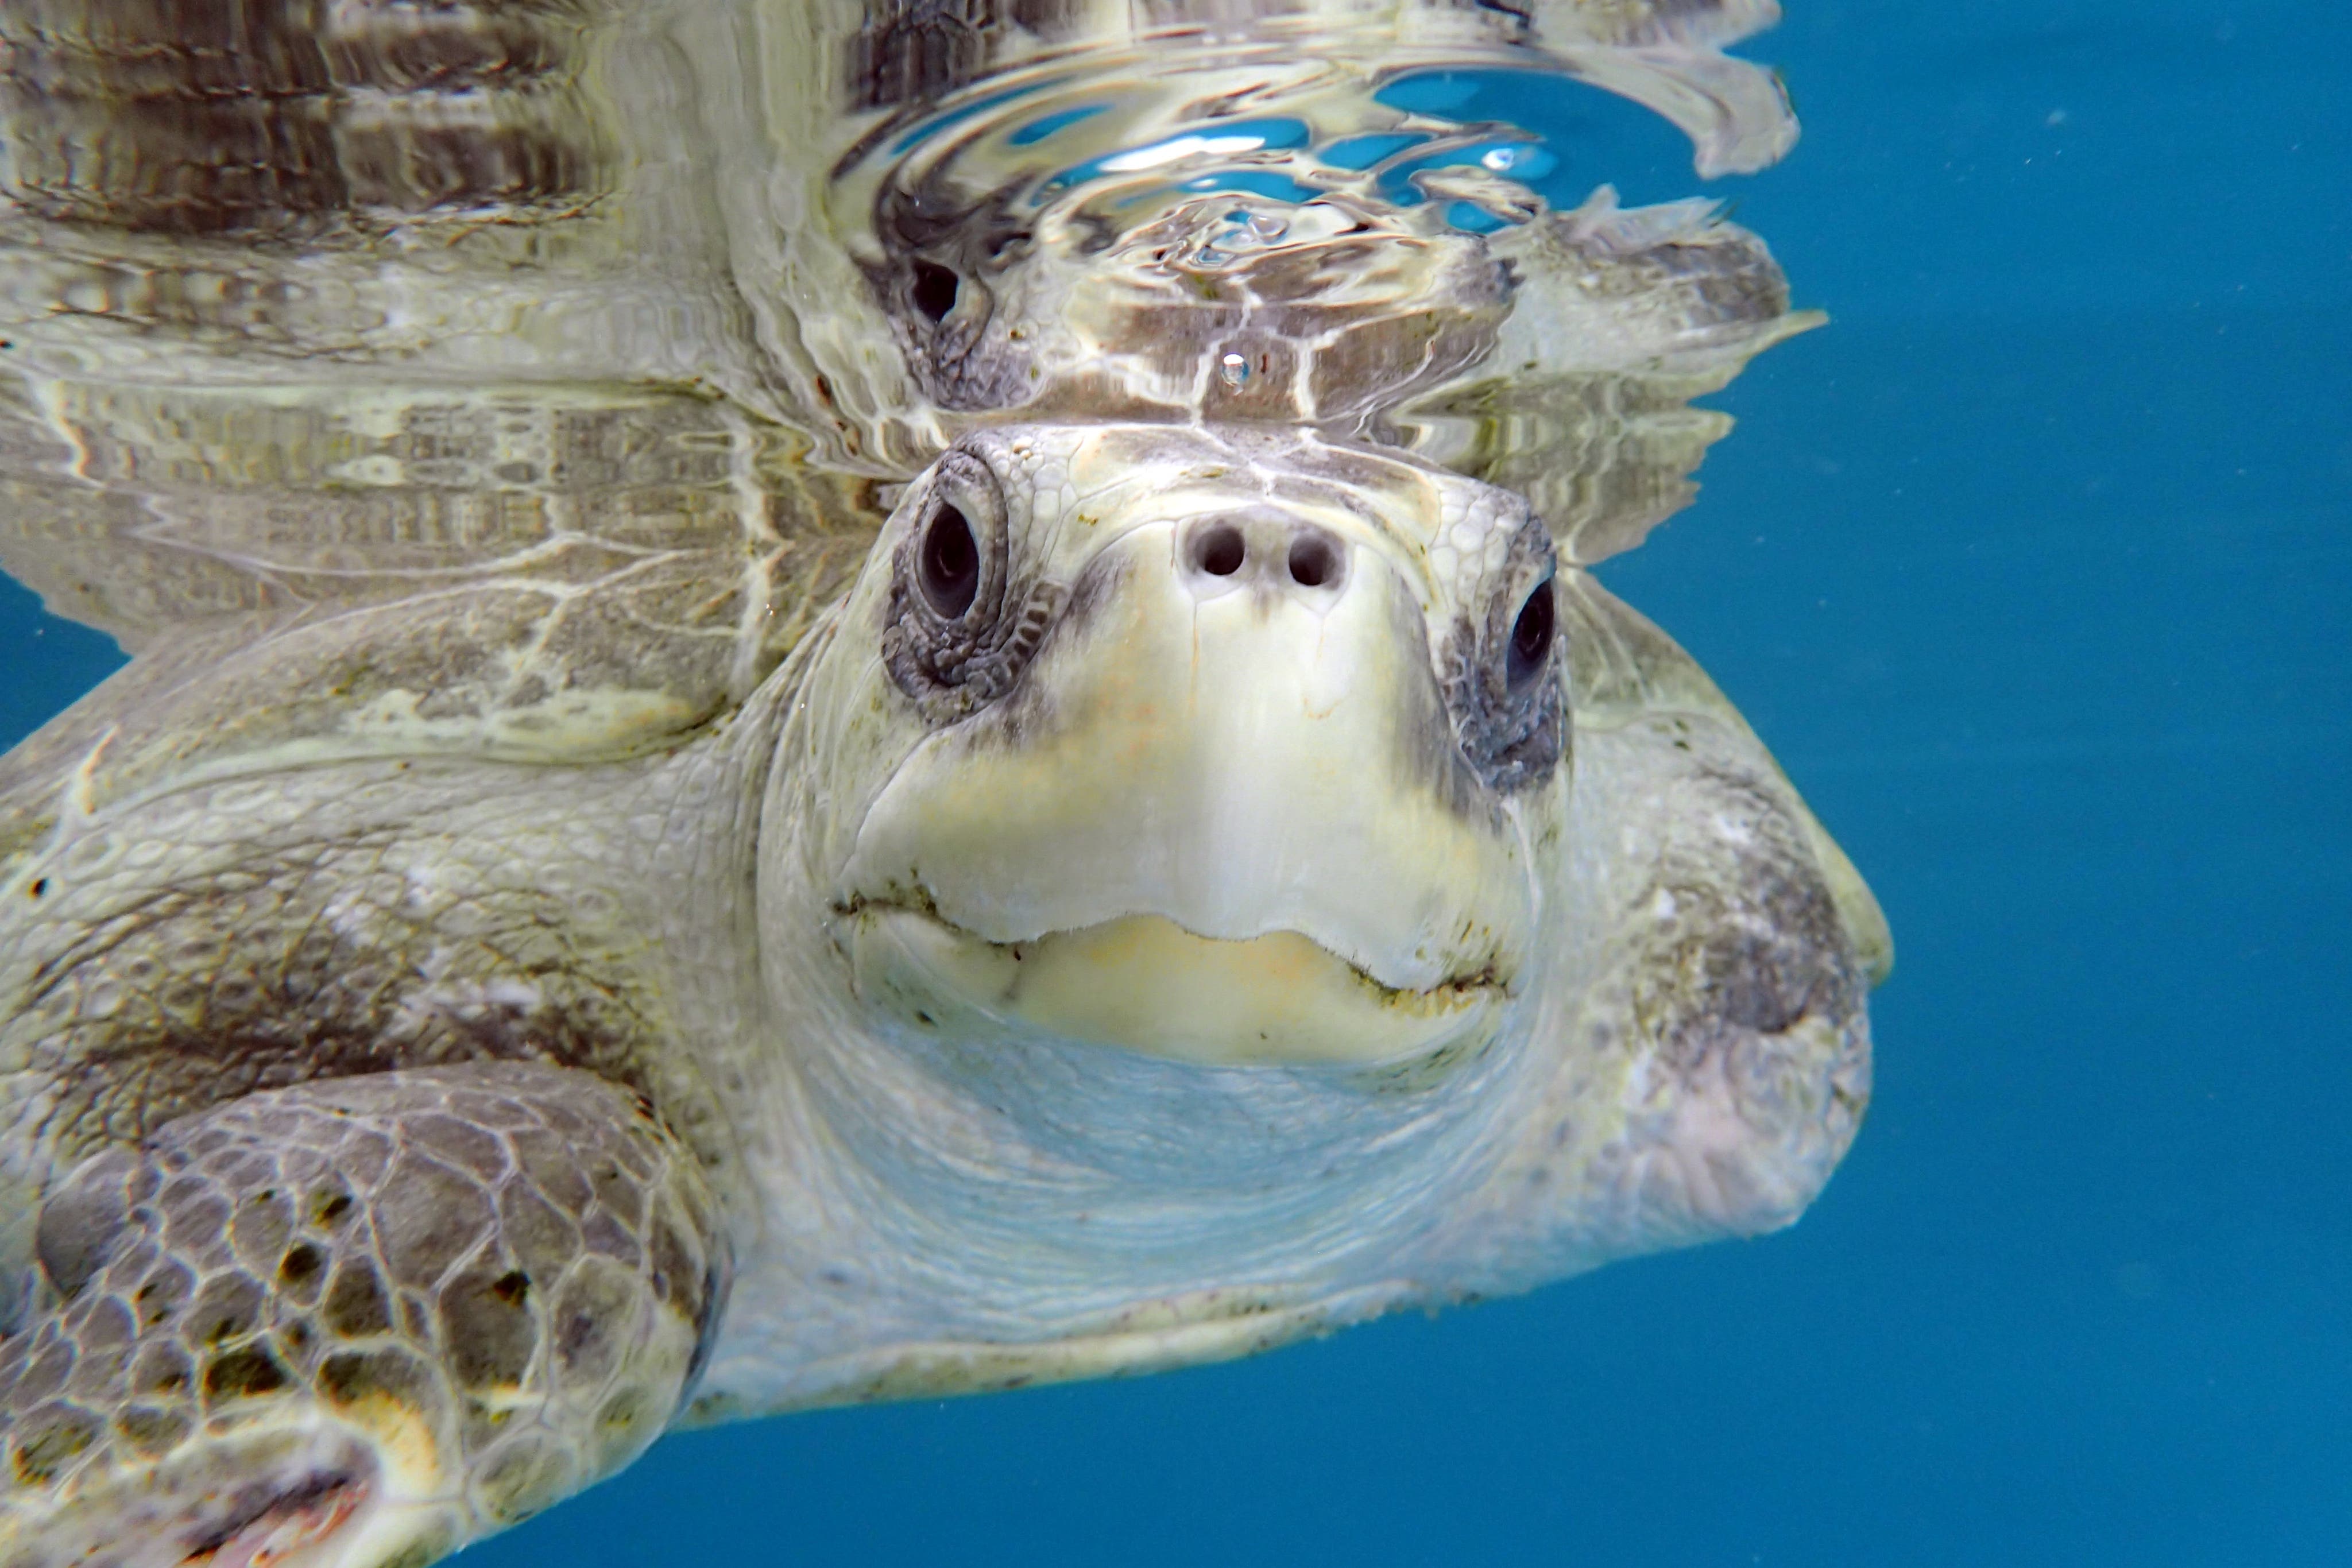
834,510,1535,1067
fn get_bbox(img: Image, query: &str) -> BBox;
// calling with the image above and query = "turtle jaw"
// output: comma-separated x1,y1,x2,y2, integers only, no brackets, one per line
841,901,1508,1068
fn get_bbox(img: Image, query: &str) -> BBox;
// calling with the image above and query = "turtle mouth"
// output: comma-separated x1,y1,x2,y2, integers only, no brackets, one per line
839,900,1508,1068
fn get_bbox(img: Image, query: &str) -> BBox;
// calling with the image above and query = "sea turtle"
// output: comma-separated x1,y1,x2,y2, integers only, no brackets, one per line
0,2,1886,1564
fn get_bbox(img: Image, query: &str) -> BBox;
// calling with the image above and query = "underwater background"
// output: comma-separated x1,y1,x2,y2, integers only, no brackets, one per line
2,0,2345,1562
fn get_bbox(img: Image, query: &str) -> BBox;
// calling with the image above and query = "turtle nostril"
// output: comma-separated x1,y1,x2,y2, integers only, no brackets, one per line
1193,523,1246,577
1286,535,1339,588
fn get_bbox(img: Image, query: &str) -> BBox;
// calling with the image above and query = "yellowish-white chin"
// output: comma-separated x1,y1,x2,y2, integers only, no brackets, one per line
845,905,1504,1067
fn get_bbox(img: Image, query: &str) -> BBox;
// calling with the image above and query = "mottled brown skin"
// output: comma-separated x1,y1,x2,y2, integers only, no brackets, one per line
0,1064,726,1568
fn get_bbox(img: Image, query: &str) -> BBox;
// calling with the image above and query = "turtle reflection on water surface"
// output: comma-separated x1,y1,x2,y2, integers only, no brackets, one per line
0,2,1886,1563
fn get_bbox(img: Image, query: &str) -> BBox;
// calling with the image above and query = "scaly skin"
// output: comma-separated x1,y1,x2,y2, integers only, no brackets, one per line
0,1064,728,1568
0,702,776,1568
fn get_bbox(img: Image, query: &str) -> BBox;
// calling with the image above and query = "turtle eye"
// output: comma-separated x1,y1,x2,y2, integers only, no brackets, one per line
919,500,981,619
1438,510,1564,793
911,260,960,323
885,444,1062,724
1505,579,1555,691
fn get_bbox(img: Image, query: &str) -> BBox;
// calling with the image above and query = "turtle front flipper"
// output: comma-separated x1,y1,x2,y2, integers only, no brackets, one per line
0,1063,730,1568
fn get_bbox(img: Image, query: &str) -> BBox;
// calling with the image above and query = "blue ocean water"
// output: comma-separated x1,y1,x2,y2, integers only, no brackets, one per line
2,2,2345,1563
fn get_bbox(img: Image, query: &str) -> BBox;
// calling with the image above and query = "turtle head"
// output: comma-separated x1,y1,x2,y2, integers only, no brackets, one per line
791,424,1564,1069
